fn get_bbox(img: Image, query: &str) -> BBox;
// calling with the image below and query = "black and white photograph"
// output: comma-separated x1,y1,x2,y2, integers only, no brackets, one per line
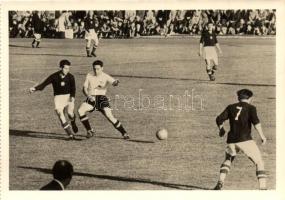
1,0,285,199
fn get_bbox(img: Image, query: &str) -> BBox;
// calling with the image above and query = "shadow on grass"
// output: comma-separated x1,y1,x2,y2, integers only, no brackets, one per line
10,129,84,141
9,44,35,49
18,166,210,190
11,52,86,57
96,135,155,143
79,73,275,87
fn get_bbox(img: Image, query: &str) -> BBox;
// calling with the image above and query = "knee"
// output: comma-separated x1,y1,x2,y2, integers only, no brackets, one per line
78,107,86,116
55,108,64,116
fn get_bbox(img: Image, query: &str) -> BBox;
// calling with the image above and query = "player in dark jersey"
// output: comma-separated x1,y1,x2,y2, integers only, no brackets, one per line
199,22,222,81
84,11,99,57
29,60,78,140
213,89,267,190
31,11,44,48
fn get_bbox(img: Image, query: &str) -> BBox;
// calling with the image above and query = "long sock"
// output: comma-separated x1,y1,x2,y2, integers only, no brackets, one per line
257,170,267,189
32,39,36,45
79,115,92,131
86,47,91,56
91,46,96,54
68,114,76,123
113,120,127,135
62,122,73,136
218,162,231,182
36,41,40,47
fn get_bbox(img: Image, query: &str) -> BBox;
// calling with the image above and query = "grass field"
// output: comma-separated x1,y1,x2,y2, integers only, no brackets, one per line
9,37,275,190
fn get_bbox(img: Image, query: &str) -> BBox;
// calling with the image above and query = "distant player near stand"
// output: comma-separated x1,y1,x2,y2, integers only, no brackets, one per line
31,11,44,48
78,60,130,140
84,11,99,57
199,22,222,81
29,60,78,140
213,89,267,190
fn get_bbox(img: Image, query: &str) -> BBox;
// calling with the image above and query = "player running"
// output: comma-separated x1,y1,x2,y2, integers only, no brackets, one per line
78,60,130,140
84,11,99,57
213,89,267,190
199,22,222,81
29,59,78,140
31,11,44,48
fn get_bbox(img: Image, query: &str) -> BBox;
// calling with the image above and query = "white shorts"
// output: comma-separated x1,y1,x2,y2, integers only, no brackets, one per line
85,29,99,46
226,140,263,165
203,46,218,65
34,33,41,41
54,94,74,113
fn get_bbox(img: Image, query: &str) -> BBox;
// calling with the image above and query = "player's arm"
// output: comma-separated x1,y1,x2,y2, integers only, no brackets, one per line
214,35,222,55
251,106,267,145
69,75,76,102
216,106,229,137
29,74,53,93
82,74,95,102
199,34,204,56
107,74,119,86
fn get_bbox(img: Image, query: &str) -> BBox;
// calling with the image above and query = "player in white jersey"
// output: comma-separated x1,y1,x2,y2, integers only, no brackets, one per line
78,60,130,139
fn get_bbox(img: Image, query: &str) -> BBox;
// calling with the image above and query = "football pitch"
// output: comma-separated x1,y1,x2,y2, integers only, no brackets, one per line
9,37,275,190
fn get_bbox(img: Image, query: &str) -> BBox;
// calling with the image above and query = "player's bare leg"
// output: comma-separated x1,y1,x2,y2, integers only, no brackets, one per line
91,38,98,57
214,153,235,190
67,104,78,133
246,146,267,190
102,107,129,139
86,39,92,57
78,103,95,138
55,109,74,140
205,59,215,81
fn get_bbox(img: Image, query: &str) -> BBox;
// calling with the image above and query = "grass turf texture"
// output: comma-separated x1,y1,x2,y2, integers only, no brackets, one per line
9,37,275,190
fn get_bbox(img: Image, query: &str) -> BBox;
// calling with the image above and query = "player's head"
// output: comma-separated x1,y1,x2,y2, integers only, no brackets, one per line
88,11,94,17
207,22,214,31
237,89,253,102
59,59,71,75
92,60,103,75
52,160,73,186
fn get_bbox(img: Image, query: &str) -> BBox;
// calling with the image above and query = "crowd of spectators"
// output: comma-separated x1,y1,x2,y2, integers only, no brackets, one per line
9,10,276,39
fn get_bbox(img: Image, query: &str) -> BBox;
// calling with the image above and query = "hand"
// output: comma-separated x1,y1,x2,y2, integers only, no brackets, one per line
87,96,95,102
29,87,36,94
112,80,120,86
69,97,75,102
219,127,226,137
218,50,223,56
261,137,267,145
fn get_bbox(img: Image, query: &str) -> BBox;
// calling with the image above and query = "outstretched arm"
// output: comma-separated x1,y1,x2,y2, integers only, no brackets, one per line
254,123,267,145
29,75,52,93
216,107,229,137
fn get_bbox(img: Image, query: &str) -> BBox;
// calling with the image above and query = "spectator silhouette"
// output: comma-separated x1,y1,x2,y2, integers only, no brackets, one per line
40,160,73,190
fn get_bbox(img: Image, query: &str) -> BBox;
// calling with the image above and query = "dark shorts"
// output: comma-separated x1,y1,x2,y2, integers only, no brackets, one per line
85,95,110,112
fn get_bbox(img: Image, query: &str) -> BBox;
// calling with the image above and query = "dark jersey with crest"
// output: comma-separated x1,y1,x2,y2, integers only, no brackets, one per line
84,17,96,30
35,71,76,97
216,102,260,143
200,30,218,46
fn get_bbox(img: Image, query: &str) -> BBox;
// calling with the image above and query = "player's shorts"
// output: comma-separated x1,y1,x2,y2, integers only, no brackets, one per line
54,94,74,112
34,33,42,41
85,95,110,112
85,29,98,44
203,46,218,65
225,140,263,165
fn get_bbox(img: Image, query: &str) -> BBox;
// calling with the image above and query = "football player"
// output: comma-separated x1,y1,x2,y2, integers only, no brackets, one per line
199,22,222,81
29,59,78,140
213,89,267,190
31,11,44,48
84,11,99,57
78,60,129,140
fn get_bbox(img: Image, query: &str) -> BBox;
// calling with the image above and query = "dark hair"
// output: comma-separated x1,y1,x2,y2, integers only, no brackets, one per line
59,60,71,68
52,160,73,180
93,60,103,68
237,89,253,100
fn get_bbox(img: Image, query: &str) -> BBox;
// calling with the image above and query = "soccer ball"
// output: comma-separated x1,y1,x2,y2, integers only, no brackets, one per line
156,128,168,140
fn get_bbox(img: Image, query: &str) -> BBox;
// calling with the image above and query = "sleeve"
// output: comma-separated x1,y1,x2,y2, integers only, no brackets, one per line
106,74,116,84
250,106,260,125
34,74,53,91
70,75,76,98
199,32,204,44
83,74,89,89
216,106,229,126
